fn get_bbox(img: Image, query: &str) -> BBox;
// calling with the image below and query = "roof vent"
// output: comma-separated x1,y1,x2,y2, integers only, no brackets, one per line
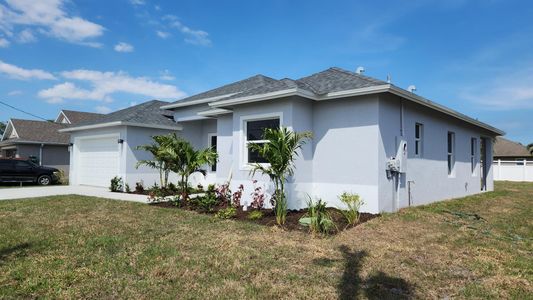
387,74,392,83
407,85,417,93
355,66,365,74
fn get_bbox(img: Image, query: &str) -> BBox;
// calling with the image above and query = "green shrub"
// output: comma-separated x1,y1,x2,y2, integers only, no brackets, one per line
216,207,237,219
338,192,364,225
110,176,123,192
192,193,219,212
125,183,131,193
300,197,336,234
247,210,264,220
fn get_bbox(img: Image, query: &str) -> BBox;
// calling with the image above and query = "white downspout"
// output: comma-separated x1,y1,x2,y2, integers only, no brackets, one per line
39,143,44,166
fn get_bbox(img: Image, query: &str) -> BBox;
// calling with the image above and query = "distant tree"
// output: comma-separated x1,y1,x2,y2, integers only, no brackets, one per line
0,121,5,136
528,143,533,155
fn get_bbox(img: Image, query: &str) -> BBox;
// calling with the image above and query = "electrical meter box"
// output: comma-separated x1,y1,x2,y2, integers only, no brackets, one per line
386,138,407,173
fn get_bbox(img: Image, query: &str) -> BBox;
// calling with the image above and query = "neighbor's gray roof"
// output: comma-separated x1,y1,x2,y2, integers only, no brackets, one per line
165,67,387,106
61,110,104,124
1,119,70,145
494,137,532,157
71,100,178,128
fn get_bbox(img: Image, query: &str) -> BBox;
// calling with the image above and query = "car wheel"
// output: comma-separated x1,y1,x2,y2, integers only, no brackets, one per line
37,175,51,186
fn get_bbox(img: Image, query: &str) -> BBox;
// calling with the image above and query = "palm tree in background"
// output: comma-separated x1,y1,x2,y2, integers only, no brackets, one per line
528,143,533,155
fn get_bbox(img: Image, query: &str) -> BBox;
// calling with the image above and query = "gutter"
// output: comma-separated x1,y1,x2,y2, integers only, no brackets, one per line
59,121,183,133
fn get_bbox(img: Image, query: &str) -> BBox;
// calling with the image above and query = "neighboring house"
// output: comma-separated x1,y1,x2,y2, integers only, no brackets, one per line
0,110,103,176
493,137,532,162
62,67,504,213
493,137,533,182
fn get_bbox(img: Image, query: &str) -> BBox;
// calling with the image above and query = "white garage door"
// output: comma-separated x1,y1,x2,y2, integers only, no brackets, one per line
77,136,120,187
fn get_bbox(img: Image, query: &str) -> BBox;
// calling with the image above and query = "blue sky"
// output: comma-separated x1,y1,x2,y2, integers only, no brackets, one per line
0,0,531,143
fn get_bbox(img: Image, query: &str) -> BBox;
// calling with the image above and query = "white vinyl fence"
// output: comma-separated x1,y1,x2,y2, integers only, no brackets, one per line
493,159,533,182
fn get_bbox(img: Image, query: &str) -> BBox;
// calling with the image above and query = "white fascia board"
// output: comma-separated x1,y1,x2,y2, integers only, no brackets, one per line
209,89,301,108
59,121,183,132
388,86,505,136
1,140,69,146
176,116,211,122
1,120,17,141
54,111,71,124
318,85,391,100
197,108,232,117
160,93,239,110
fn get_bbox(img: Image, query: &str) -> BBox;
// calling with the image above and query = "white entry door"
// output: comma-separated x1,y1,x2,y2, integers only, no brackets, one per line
76,136,120,187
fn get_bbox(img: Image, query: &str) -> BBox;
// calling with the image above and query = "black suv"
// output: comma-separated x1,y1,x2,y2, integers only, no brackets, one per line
0,159,60,185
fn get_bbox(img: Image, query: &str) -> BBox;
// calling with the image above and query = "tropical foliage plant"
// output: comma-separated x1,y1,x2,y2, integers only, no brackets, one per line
249,127,312,225
109,176,123,192
338,192,364,225
300,197,336,235
135,134,177,188
215,207,237,219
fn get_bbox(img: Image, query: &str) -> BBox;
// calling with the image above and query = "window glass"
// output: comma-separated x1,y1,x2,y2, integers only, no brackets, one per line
447,132,455,175
14,161,31,168
415,123,423,156
247,119,279,141
210,135,217,172
245,118,280,163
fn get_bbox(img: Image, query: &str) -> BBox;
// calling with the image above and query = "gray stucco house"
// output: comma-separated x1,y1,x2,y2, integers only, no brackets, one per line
0,110,102,175
61,67,504,213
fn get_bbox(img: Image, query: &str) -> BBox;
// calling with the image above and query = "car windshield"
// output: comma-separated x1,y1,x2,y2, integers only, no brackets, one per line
26,160,38,167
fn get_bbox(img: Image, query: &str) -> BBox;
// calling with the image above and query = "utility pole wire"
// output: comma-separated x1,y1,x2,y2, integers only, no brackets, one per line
0,100,52,122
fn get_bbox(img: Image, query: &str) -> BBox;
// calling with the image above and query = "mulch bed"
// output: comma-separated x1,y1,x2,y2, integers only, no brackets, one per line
150,201,378,234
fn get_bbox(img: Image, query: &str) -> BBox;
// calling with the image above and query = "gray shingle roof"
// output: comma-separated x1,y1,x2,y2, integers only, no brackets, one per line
61,110,104,124
4,119,70,144
494,137,532,157
165,67,388,107
71,100,178,128
168,75,279,106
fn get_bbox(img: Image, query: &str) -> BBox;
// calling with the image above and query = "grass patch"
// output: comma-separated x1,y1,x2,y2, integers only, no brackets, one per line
0,181,531,298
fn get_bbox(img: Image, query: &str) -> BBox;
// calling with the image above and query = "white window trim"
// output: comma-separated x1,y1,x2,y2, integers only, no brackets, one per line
414,123,423,158
239,112,283,171
447,132,455,177
207,133,217,173
471,137,478,176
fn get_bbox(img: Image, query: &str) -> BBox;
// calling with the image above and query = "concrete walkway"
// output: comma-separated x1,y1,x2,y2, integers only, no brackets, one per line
0,185,150,203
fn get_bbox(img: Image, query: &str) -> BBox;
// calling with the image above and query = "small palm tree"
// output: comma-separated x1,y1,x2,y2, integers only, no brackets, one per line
166,136,218,200
249,127,312,225
136,134,177,188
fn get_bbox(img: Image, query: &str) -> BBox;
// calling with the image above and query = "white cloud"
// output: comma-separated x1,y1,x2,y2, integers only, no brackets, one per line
460,68,533,110
0,60,56,80
95,105,112,114
0,0,104,46
38,69,186,103
159,69,175,81
17,28,36,43
156,30,170,39
114,42,134,53
0,37,9,47
163,15,211,46
7,90,22,96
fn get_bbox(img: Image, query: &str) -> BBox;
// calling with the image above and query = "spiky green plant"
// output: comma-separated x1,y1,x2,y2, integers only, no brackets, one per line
249,127,312,225
338,192,364,226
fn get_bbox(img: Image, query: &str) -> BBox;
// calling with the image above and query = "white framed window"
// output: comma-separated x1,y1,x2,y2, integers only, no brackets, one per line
241,113,282,168
471,137,477,175
415,123,423,157
207,133,217,172
447,132,455,176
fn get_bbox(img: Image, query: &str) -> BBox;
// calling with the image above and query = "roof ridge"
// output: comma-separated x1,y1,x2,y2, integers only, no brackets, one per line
329,67,387,84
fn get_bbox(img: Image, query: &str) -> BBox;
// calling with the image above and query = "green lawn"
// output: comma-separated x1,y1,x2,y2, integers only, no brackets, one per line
0,182,531,299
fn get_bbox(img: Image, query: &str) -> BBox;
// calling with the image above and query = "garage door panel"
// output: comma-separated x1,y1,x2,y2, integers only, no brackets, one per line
77,137,120,187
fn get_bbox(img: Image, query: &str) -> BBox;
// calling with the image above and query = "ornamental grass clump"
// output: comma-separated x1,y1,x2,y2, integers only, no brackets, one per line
300,197,336,235
338,192,364,226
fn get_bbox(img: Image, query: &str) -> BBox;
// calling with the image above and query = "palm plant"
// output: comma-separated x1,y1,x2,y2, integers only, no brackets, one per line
249,127,312,225
166,136,218,200
136,134,177,188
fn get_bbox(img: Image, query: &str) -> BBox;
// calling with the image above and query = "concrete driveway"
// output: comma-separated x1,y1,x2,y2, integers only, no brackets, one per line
0,185,149,203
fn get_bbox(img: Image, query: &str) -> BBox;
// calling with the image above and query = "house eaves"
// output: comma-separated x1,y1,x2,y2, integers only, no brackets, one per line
160,93,240,110
59,121,183,133
1,120,18,141
208,84,504,136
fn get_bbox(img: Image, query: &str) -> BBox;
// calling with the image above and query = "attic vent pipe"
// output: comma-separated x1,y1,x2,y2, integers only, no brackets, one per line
407,85,417,93
356,66,365,74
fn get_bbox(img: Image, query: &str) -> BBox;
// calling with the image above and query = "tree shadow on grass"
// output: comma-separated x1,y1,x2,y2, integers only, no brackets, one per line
0,242,33,264
325,245,413,300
